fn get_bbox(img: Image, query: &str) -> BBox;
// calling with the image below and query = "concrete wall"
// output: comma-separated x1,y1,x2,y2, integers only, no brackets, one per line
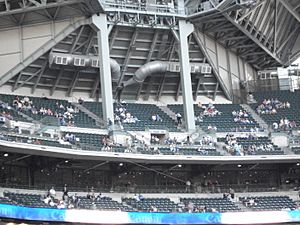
198,32,257,96
0,18,82,77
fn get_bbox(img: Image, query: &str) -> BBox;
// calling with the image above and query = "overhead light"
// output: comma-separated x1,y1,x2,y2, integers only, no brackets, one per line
3,153,8,157
178,164,182,168
296,163,300,166
65,160,69,163
119,163,123,166
237,164,242,168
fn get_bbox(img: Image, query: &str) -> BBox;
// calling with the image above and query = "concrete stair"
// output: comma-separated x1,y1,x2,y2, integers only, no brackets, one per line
71,102,105,127
158,105,184,131
158,105,177,121
241,104,269,131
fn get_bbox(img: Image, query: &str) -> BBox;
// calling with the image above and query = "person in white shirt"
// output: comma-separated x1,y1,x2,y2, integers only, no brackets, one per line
49,187,56,197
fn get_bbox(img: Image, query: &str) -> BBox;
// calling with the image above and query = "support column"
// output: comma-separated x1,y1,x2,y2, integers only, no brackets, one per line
178,20,195,131
92,14,114,126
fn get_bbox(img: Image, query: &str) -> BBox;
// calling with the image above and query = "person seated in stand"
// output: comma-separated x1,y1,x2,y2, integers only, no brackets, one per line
78,97,84,105
151,114,157,121
96,193,103,201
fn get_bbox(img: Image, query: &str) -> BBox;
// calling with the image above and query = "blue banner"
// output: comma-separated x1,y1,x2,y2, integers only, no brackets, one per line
0,204,299,224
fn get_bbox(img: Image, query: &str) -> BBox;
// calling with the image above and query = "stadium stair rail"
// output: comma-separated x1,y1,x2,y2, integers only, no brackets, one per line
71,102,105,128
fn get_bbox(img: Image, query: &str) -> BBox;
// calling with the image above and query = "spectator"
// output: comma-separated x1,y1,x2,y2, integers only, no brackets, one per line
176,113,182,125
78,97,84,105
49,186,56,198
62,184,69,200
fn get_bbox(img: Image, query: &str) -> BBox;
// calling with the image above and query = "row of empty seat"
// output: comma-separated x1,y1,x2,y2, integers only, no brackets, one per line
1,192,296,212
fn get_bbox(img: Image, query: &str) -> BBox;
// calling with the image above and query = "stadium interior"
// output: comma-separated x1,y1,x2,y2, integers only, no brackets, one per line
0,0,300,224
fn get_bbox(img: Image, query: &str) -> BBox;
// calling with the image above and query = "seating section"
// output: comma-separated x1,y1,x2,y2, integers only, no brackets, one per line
123,197,179,212
139,146,220,156
61,132,126,153
0,134,72,149
82,102,103,118
291,146,300,154
83,102,179,131
0,94,97,128
62,132,103,147
252,90,300,128
1,192,298,212
240,196,297,211
235,136,283,155
0,100,28,122
79,196,133,211
120,103,178,132
4,192,51,208
218,136,283,155
0,196,14,205
168,104,260,132
180,197,240,212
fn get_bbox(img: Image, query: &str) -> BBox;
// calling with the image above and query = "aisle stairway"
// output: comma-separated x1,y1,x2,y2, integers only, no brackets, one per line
241,104,268,131
71,102,105,128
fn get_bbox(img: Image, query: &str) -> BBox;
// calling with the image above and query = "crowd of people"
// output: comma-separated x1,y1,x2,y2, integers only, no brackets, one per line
256,98,290,115
11,96,79,126
202,103,222,117
232,110,254,124
43,186,106,210
273,118,297,131
0,102,14,121
114,101,139,125
223,133,276,155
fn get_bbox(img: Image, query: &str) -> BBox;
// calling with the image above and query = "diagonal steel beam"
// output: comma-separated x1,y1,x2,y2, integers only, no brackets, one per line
193,77,201,101
223,13,284,65
156,72,167,100
83,30,95,55
12,73,23,92
213,82,219,101
67,70,80,97
236,0,265,22
0,18,91,87
90,75,100,98
50,68,64,96
117,29,139,86
14,63,45,91
31,61,48,94
276,27,300,54
135,30,159,100
278,0,300,23
109,26,118,52
70,26,85,54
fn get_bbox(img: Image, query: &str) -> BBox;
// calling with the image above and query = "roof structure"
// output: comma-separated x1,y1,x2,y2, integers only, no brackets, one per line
0,0,299,100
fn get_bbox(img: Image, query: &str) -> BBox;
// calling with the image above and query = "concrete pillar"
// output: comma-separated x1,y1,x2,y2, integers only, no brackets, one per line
176,0,185,15
178,20,195,131
91,14,114,126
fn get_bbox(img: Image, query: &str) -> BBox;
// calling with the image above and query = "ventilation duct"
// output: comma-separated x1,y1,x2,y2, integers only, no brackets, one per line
49,52,121,82
123,61,168,87
123,60,211,87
